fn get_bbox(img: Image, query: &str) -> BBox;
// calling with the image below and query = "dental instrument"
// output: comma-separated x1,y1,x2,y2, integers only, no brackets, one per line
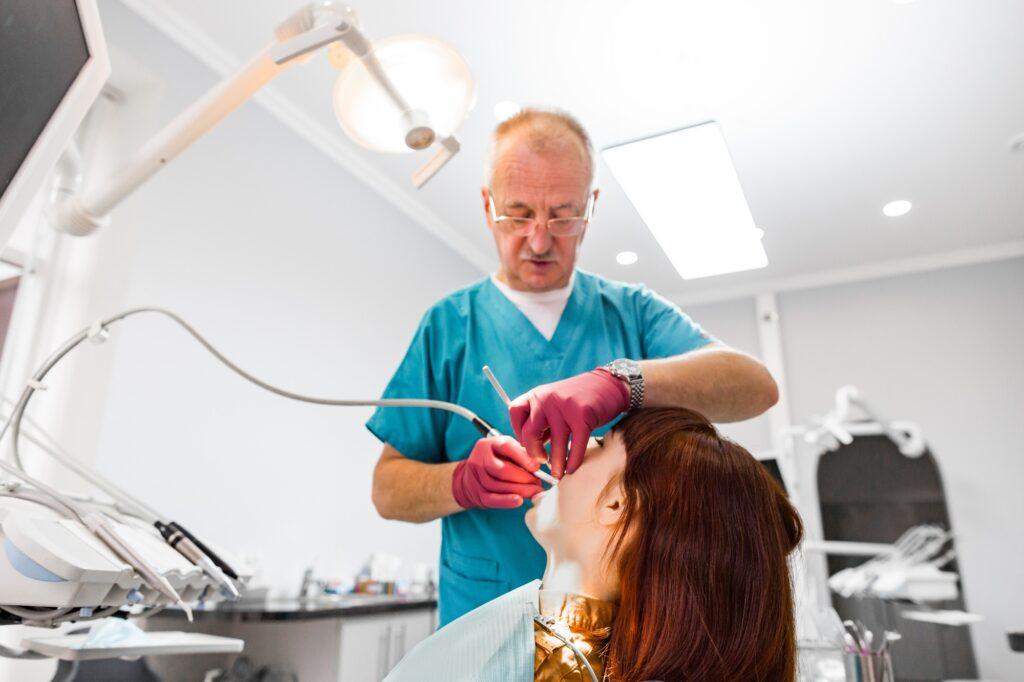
482,365,513,406
1,405,240,601
532,467,559,487
481,366,559,487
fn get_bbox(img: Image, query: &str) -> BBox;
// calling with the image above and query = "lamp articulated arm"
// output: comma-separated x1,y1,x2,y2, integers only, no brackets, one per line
54,3,459,236
54,46,288,236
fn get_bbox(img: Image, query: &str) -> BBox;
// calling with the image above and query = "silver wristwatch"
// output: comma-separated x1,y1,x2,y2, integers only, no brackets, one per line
605,358,644,411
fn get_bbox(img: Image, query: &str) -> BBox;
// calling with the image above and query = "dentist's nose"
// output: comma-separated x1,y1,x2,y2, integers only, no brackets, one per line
527,221,553,255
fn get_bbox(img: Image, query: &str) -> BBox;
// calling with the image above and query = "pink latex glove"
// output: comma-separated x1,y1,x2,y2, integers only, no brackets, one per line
451,436,544,510
509,369,630,479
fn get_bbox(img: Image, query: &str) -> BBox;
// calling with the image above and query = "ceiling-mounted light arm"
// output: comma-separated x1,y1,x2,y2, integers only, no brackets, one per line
413,135,460,188
53,2,463,236
269,15,360,65
272,19,435,153
271,6,428,142
53,45,288,236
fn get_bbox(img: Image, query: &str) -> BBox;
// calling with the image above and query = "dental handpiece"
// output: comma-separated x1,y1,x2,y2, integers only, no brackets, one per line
481,366,558,487
156,522,240,600
83,513,193,620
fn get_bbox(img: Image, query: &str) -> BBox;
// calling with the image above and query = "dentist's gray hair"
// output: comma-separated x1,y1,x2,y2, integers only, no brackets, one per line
485,107,595,191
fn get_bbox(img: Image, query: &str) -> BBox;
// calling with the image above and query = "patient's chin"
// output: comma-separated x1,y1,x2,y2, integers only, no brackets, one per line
524,506,538,537
525,486,561,547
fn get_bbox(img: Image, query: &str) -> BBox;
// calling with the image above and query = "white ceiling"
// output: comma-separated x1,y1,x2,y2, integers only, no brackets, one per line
120,0,1024,302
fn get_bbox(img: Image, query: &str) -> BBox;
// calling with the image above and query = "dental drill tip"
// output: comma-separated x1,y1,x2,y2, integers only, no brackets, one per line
534,469,558,486
196,554,240,600
150,572,190,619
482,365,513,406
222,579,241,601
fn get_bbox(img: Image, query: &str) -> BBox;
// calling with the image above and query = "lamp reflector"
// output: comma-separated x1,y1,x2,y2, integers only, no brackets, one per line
333,35,475,153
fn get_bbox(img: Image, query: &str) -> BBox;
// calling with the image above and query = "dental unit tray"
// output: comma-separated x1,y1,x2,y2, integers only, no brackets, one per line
0,307,503,647
21,631,243,661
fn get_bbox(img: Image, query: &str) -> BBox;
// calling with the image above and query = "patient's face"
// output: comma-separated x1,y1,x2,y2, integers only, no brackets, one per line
525,432,627,553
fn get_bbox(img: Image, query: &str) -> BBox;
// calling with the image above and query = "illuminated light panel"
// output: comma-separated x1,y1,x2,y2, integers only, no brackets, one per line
602,122,767,280
616,250,639,265
882,200,912,217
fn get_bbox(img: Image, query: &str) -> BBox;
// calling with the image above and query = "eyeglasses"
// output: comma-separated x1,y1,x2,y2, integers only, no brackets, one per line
488,191,595,237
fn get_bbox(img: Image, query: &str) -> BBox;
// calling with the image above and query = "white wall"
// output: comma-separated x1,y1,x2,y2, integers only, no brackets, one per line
675,258,1024,680
683,296,774,453
85,2,479,594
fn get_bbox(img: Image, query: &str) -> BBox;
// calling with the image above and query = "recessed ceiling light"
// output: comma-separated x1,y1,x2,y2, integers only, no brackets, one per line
882,200,913,217
493,100,521,122
602,121,768,280
616,251,639,265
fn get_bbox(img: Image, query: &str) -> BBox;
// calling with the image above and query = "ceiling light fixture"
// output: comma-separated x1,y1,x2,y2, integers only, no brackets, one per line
882,200,913,217
602,121,768,280
333,34,475,155
616,251,639,265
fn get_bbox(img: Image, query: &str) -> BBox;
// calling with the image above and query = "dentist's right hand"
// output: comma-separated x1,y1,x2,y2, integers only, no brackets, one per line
451,436,544,510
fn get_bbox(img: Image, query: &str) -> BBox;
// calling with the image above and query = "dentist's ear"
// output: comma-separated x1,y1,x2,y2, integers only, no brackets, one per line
481,186,498,234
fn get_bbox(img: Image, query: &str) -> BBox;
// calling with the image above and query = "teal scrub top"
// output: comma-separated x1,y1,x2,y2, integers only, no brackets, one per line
366,270,713,625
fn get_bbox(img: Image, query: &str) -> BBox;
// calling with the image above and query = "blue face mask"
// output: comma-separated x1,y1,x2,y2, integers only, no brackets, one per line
78,617,150,649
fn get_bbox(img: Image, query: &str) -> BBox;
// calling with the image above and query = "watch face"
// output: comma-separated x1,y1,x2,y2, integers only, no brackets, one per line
610,359,638,378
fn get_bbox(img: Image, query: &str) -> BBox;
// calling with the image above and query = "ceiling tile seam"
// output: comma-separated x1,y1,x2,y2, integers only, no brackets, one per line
115,0,493,274
668,239,1024,307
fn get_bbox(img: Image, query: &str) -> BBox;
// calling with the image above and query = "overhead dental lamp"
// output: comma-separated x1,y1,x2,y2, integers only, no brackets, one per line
54,2,475,236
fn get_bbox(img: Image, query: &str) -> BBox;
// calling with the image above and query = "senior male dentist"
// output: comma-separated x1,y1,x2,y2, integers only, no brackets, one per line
368,108,778,625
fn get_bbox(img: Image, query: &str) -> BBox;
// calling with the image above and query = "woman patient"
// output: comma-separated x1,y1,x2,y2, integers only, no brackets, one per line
387,407,803,682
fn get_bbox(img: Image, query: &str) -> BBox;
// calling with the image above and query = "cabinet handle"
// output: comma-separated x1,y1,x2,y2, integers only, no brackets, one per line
394,623,407,666
378,627,389,680
380,624,392,679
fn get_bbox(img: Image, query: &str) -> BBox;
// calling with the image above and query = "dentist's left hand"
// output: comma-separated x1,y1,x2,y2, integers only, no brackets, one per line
509,369,629,479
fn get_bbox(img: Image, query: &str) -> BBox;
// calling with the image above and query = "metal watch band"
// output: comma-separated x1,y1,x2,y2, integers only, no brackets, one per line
626,374,644,411
605,358,644,411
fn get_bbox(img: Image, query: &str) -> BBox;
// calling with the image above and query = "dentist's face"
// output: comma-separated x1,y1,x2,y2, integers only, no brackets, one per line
483,131,592,292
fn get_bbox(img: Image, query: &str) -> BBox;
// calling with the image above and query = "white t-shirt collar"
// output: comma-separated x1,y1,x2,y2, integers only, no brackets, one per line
489,271,576,305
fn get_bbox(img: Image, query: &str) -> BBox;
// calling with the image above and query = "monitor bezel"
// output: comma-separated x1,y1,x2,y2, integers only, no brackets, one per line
0,0,110,249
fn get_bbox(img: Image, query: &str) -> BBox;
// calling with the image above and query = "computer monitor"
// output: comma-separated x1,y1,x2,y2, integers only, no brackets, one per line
0,0,109,250
759,457,789,496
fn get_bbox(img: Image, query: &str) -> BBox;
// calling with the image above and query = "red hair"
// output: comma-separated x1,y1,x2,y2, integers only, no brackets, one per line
605,408,803,681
